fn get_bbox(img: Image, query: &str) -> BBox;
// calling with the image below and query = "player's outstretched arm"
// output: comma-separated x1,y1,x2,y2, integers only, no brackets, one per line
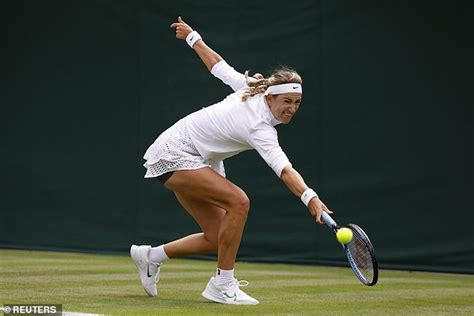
170,16,223,71
280,166,332,224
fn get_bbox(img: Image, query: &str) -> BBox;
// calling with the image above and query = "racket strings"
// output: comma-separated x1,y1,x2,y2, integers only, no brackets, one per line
347,232,374,282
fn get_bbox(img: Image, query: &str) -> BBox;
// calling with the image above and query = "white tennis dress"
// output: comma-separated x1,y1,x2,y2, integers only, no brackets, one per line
143,60,292,178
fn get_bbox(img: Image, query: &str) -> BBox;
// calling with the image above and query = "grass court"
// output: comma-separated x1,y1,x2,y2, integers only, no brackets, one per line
1,249,473,315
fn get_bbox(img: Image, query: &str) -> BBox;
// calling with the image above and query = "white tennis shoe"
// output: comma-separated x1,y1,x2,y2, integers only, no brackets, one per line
202,277,259,305
130,244,160,297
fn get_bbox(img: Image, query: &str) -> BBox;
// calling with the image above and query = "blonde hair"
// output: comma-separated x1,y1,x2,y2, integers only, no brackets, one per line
242,67,302,101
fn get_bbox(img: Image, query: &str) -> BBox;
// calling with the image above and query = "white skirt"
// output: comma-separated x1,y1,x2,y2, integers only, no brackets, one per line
143,118,225,178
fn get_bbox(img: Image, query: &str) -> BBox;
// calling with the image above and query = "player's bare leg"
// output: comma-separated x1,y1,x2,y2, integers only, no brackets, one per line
163,168,258,304
164,168,249,270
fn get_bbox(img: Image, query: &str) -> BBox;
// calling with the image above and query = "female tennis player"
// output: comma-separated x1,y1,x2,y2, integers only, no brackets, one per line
131,16,332,305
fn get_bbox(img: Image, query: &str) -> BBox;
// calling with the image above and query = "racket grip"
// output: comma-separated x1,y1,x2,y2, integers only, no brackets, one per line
321,212,338,229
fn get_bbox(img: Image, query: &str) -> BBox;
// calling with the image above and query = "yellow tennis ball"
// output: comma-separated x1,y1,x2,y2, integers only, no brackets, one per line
336,227,353,244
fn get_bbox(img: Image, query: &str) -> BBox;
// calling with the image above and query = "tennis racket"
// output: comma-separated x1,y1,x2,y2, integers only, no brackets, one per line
321,212,378,286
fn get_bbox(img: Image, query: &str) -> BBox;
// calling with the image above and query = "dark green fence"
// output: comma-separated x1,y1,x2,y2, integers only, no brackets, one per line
3,0,473,273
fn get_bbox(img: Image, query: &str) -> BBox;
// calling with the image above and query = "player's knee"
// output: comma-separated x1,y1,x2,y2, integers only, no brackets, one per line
228,192,250,218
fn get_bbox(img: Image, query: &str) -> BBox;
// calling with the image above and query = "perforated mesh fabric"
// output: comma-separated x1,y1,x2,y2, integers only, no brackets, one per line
143,119,225,178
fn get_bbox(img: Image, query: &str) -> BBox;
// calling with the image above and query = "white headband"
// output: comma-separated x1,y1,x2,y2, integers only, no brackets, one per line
264,83,302,95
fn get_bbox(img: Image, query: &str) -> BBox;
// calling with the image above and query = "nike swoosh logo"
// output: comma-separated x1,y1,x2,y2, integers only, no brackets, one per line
223,292,237,301
293,86,298,89
189,36,194,41
147,264,152,278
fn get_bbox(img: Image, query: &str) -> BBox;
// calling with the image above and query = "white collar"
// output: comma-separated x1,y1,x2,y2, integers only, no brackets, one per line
263,95,282,126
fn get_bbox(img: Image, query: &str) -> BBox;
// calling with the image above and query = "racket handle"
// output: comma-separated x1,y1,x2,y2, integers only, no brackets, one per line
321,212,338,229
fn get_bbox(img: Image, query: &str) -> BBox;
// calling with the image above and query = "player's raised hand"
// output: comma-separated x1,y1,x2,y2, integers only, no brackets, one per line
170,16,193,40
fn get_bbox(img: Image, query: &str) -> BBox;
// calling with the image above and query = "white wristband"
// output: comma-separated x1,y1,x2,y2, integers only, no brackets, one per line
186,31,202,48
301,188,318,207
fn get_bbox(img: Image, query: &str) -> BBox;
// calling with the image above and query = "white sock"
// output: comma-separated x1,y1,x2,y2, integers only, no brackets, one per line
215,268,235,285
149,245,170,264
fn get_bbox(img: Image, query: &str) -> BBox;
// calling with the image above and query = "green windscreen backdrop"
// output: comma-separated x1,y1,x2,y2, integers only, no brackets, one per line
3,0,473,273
